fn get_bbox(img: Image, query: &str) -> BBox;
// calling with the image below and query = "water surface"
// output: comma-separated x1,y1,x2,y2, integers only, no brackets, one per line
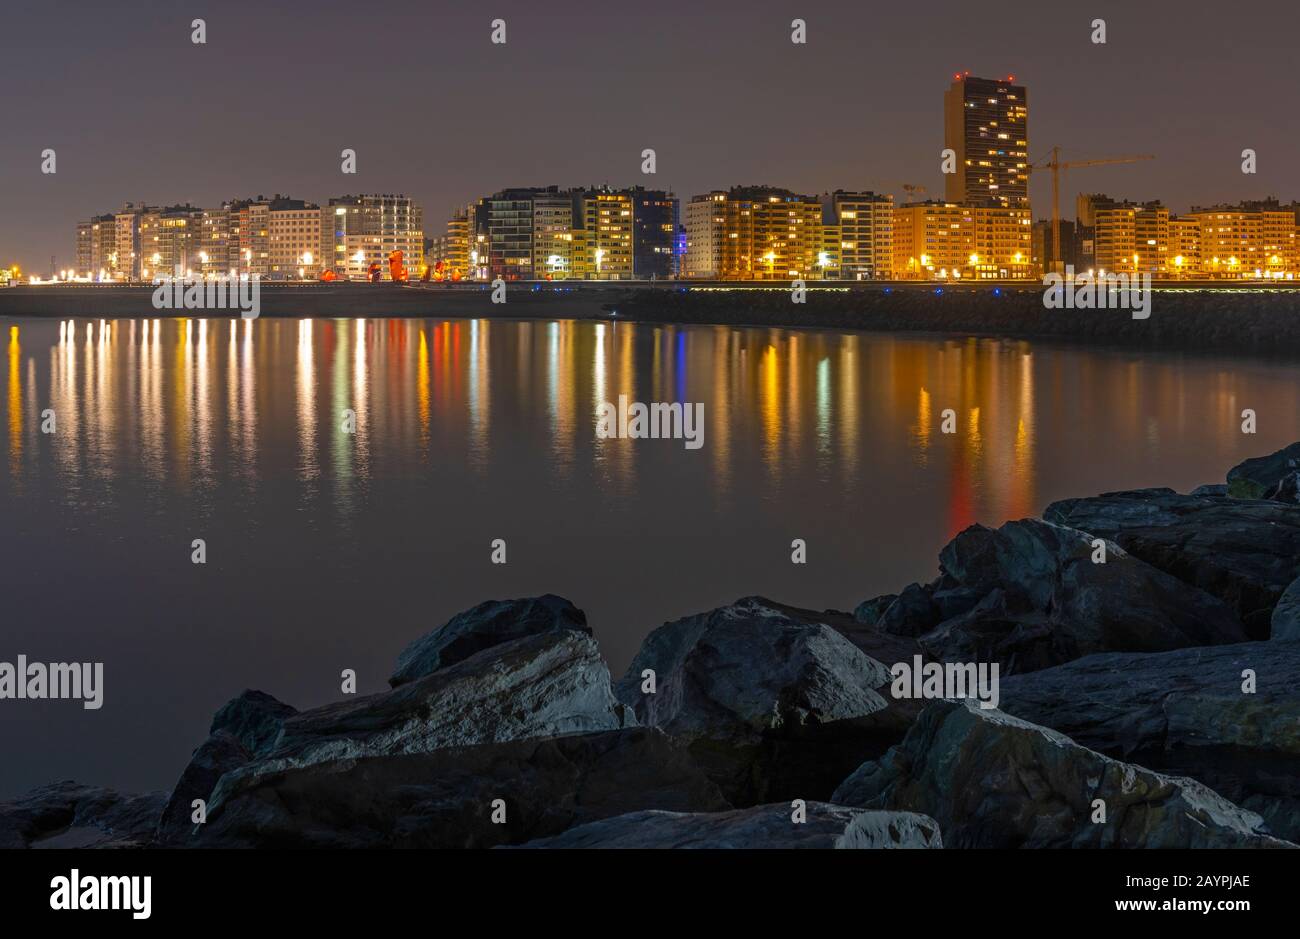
2,315,1297,795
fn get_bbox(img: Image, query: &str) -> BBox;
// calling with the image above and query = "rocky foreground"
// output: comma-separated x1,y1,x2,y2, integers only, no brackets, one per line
5,443,1300,850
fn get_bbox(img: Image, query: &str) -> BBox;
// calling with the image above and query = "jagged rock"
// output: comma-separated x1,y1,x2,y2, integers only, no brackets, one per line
512,803,942,849
1190,484,1228,497
154,690,297,845
210,689,298,756
876,583,940,636
762,598,923,668
891,518,1245,673
224,631,631,784
853,594,897,626
1045,489,1300,637
194,728,727,848
1266,472,1300,505
390,594,589,687
834,700,1295,849
0,782,165,849
1275,577,1300,641
154,731,250,845
1000,642,1300,841
1228,441,1300,499
615,597,915,805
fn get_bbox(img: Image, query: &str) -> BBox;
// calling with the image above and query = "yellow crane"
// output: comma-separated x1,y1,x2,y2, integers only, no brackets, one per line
1033,147,1155,272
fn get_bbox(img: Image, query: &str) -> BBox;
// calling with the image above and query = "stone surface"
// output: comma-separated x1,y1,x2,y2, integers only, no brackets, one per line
390,594,590,687
1045,489,1300,637
253,631,631,780
880,518,1245,673
876,583,940,637
1274,577,1300,641
615,597,916,805
513,803,942,849
1266,472,1300,505
154,690,298,845
999,641,1300,841
0,781,165,849
194,728,727,848
209,689,298,755
834,700,1294,849
1228,441,1300,499
154,731,251,845
852,594,897,626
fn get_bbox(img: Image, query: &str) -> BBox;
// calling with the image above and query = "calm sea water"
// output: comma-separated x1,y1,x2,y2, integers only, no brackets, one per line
2,315,1297,796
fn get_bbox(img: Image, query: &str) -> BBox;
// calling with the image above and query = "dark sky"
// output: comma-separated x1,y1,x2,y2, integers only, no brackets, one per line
2,0,1298,273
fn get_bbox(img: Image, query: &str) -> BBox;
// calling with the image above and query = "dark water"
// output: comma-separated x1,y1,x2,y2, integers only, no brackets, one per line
2,315,1297,797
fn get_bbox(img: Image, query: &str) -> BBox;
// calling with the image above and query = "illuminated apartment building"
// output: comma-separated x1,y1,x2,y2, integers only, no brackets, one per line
238,200,271,276
200,199,250,277
580,189,634,279
532,191,574,280
711,186,823,280
1089,199,1170,276
944,73,1030,211
1168,217,1200,279
322,194,423,281
139,205,204,279
684,192,726,278
819,222,841,279
88,214,116,279
266,197,321,280
75,222,91,278
820,190,894,279
113,204,148,281
628,187,679,279
1185,203,1297,279
893,201,1032,279
445,211,470,277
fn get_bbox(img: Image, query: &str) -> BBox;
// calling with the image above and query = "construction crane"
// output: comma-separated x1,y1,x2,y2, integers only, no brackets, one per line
1033,147,1155,272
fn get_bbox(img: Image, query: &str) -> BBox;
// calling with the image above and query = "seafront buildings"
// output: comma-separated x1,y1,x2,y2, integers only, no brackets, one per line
75,194,421,282
63,74,1300,284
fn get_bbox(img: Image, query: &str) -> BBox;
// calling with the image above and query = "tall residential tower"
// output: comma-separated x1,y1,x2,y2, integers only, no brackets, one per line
943,74,1029,211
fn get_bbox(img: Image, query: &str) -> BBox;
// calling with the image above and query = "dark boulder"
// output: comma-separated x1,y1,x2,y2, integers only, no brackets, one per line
1275,577,1300,641
193,728,727,848
154,690,297,845
225,631,631,786
1000,641,1300,841
834,701,1294,849
852,594,897,626
912,518,1244,672
876,583,941,637
615,597,917,805
513,803,942,849
1266,472,1300,505
1228,441,1300,499
209,689,298,756
1045,489,1300,637
390,594,589,687
0,781,165,849
154,731,251,845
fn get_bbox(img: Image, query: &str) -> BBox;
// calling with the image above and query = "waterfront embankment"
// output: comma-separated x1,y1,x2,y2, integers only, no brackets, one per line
5,282,1300,355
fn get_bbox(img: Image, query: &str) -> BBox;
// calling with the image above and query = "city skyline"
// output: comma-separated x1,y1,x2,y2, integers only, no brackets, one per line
2,0,1298,272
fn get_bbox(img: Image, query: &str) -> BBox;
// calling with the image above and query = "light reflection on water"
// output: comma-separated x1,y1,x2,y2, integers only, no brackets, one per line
2,314,1298,796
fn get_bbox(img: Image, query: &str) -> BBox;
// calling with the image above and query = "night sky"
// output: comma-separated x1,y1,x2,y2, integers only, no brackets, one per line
1,0,1298,273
